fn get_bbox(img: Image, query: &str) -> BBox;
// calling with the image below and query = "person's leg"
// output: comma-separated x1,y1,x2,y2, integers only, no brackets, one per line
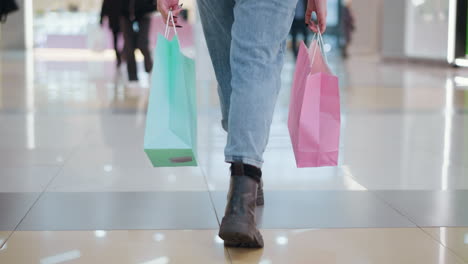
121,17,138,81
197,0,235,132
198,0,272,249
301,23,309,46
136,15,153,73
112,29,122,67
226,0,297,168
290,20,299,58
205,0,297,249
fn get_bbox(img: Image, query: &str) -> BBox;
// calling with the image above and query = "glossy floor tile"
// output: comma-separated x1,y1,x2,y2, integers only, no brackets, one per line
0,230,229,264
211,191,415,228
64,146,153,169
0,167,60,192
343,147,467,190
342,114,468,165
17,192,219,230
199,150,365,191
0,115,91,149
0,148,72,167
375,191,468,227
81,115,147,148
226,228,466,264
423,227,468,263
0,192,40,230
48,165,208,192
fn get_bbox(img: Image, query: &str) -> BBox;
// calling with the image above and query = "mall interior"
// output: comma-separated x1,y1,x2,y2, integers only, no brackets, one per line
0,0,468,263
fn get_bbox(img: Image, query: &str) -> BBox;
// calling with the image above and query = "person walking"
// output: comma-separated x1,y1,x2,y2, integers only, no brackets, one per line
158,0,328,248
290,0,309,58
0,0,18,23
100,0,123,67
341,0,355,58
121,0,157,82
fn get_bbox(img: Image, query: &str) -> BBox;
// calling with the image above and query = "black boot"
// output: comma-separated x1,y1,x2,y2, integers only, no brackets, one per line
228,162,264,206
218,162,264,248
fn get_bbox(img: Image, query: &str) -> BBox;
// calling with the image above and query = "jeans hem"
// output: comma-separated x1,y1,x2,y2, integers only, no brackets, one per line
225,156,263,168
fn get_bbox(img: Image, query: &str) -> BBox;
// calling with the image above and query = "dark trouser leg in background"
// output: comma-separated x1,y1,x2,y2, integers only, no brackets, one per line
121,17,138,81
290,19,309,58
136,15,153,73
291,20,299,58
301,23,309,46
112,29,122,67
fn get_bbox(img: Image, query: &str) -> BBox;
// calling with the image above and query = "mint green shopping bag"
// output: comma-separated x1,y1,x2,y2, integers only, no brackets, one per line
144,18,197,167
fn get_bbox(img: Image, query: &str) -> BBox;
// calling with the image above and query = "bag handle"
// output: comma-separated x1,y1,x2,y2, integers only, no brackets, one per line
164,10,178,39
308,30,329,66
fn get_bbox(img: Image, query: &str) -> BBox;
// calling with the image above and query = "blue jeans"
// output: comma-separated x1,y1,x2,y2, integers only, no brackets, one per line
197,0,298,168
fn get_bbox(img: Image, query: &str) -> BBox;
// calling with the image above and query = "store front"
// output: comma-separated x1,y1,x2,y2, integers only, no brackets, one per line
448,0,468,66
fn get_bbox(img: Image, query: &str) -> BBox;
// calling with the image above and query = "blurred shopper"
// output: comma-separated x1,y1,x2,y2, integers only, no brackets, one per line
158,0,328,249
121,0,157,82
0,0,18,23
340,0,355,58
290,0,309,58
100,0,123,67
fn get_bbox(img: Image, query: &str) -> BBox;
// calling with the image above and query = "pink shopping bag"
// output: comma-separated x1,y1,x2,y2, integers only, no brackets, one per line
288,33,340,168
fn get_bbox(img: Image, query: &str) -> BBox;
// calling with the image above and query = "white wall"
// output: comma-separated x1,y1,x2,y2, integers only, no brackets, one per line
349,0,449,60
404,0,449,60
381,0,407,58
349,0,383,55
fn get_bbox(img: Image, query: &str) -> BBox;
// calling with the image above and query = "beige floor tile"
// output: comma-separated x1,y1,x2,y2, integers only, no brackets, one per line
227,228,466,264
0,232,10,250
0,230,230,264
423,228,468,263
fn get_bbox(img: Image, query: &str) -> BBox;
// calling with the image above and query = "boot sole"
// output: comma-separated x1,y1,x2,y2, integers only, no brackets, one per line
219,218,264,248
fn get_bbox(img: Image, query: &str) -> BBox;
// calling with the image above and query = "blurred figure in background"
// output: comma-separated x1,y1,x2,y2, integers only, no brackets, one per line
121,0,157,83
290,0,308,58
340,0,355,58
0,0,18,23
100,0,123,67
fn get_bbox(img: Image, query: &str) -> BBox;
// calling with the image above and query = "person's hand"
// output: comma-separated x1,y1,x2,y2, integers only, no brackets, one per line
305,0,327,33
157,0,183,27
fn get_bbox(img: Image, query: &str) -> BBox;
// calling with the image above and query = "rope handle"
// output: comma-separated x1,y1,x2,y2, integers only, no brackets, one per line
164,10,178,38
308,30,328,65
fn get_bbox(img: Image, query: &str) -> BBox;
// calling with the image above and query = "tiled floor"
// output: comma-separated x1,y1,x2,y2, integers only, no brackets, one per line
0,230,229,264
1,229,467,264
1,25,468,263
423,228,468,263
228,228,467,264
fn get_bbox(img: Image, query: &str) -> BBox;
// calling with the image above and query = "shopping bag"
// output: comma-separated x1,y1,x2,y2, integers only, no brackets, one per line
288,32,340,168
144,12,197,167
